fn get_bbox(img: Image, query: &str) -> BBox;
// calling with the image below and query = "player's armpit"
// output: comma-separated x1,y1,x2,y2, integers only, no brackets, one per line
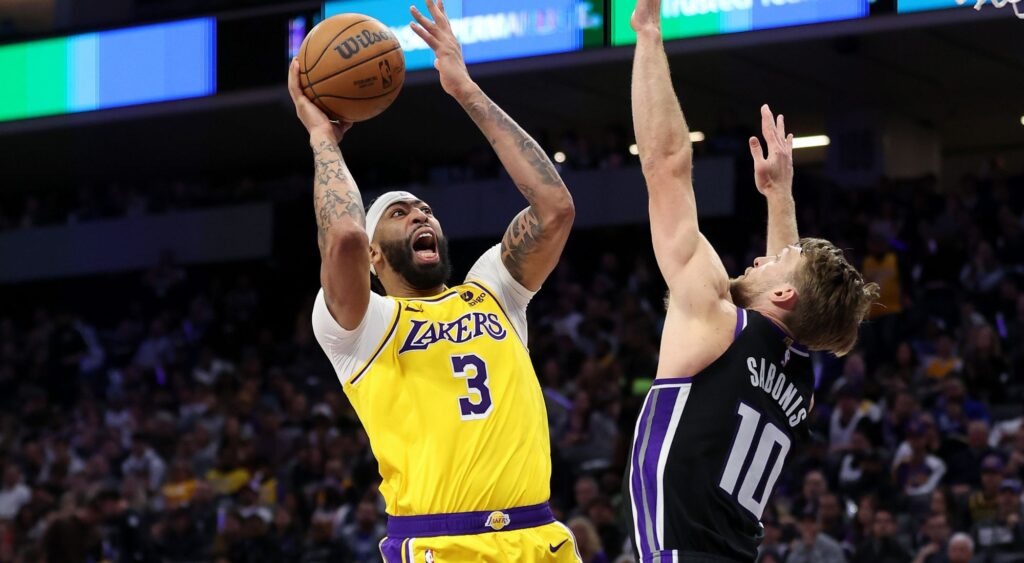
662,233,732,319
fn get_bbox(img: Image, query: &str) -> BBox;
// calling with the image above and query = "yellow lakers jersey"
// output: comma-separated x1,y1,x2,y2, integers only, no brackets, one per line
342,281,550,516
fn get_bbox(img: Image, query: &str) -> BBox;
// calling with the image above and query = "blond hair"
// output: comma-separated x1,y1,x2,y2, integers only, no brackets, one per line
788,238,879,356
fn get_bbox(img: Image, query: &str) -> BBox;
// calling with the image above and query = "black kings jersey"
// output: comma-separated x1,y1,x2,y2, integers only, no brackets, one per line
625,308,814,562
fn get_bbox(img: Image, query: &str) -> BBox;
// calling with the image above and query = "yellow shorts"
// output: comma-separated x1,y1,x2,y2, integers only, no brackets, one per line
379,521,582,562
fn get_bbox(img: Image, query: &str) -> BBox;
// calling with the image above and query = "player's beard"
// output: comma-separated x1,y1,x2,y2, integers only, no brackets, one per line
379,234,452,290
730,277,762,308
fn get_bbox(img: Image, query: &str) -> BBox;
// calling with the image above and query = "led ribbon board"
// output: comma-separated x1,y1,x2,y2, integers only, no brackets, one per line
611,0,868,45
896,0,972,13
323,0,604,71
0,18,216,123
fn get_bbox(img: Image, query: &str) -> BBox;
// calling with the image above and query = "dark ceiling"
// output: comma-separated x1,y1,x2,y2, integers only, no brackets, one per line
1,9,1021,190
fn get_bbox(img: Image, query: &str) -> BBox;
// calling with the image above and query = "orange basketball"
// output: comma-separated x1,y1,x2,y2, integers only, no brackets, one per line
298,14,405,122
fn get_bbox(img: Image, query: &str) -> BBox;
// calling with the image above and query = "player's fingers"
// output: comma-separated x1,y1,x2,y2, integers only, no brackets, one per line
760,104,779,153
777,113,787,144
425,0,444,22
749,136,765,162
286,59,304,102
409,22,441,50
786,133,794,153
410,5,440,36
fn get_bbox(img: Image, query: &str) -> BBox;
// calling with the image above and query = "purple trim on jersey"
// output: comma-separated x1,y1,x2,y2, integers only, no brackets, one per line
630,386,683,556
349,306,402,385
652,377,694,387
406,538,413,562
379,537,404,562
385,502,554,539
734,308,747,338
630,394,654,556
466,281,525,346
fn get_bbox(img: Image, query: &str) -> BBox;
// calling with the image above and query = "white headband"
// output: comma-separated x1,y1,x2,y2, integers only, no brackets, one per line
365,190,419,275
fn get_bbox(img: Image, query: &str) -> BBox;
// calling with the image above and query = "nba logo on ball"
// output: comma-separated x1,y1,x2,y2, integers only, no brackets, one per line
485,511,511,531
379,60,393,88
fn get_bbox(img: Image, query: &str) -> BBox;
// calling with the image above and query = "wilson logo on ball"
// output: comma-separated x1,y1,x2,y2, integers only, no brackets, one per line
333,29,394,60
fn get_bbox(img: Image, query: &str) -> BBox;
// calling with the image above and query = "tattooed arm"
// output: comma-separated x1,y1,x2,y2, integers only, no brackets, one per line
411,0,574,291
288,58,370,329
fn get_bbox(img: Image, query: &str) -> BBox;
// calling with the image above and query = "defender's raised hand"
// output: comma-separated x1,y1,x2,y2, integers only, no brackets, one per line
631,0,662,33
410,0,474,98
749,104,794,198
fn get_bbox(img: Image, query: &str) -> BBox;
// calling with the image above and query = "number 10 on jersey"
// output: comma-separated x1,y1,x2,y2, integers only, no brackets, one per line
719,402,791,519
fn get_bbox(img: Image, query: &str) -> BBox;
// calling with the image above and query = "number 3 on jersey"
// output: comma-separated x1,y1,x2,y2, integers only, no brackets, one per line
719,402,791,519
451,354,493,420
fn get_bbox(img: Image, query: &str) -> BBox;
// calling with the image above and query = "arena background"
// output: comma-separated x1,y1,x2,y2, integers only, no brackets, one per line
0,0,1022,561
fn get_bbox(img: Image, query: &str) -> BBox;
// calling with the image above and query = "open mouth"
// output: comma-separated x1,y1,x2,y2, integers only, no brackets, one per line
411,229,439,264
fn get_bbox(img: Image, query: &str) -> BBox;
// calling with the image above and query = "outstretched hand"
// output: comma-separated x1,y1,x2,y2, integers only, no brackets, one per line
749,104,794,198
631,0,662,32
287,58,352,143
410,0,475,98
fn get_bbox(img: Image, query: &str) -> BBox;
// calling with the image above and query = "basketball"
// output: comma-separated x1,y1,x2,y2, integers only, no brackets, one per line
298,13,405,122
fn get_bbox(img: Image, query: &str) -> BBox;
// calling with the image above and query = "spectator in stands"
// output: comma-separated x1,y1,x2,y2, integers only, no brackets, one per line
969,455,1007,525
972,478,1024,558
947,420,999,493
338,497,385,562
787,503,847,563
946,532,976,563
923,333,963,383
0,465,31,520
894,419,947,500
914,512,953,563
568,516,608,563
853,506,912,563
962,324,1010,402
120,434,166,493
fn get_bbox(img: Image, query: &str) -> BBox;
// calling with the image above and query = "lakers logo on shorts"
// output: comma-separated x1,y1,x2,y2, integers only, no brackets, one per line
485,511,511,531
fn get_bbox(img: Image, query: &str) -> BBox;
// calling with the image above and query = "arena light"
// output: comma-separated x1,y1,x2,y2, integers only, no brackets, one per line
792,135,830,149
553,151,567,163
1020,115,1024,126
629,143,639,155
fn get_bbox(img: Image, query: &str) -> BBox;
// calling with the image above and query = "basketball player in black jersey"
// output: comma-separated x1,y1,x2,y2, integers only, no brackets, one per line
625,1,880,561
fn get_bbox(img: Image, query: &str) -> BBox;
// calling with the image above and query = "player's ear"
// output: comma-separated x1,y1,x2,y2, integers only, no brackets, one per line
770,283,798,311
369,243,383,271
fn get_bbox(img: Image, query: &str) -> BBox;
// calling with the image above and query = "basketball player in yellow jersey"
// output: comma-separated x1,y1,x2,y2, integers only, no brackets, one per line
287,1,580,560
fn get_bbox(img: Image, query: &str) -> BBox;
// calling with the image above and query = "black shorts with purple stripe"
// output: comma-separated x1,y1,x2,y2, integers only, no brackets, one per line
623,308,815,562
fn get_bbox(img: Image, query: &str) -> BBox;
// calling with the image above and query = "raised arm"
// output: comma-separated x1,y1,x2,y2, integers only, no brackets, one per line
631,0,728,305
288,59,369,329
410,0,574,291
750,104,798,256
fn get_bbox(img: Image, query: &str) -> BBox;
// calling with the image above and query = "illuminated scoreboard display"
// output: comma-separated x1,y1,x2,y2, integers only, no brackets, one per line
322,0,605,70
896,0,970,13
0,19,216,123
611,0,868,45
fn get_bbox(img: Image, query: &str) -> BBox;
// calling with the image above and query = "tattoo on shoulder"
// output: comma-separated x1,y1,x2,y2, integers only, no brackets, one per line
501,206,543,281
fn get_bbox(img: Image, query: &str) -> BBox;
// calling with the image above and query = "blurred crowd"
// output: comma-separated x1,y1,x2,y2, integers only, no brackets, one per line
0,125,636,234
0,156,1023,563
